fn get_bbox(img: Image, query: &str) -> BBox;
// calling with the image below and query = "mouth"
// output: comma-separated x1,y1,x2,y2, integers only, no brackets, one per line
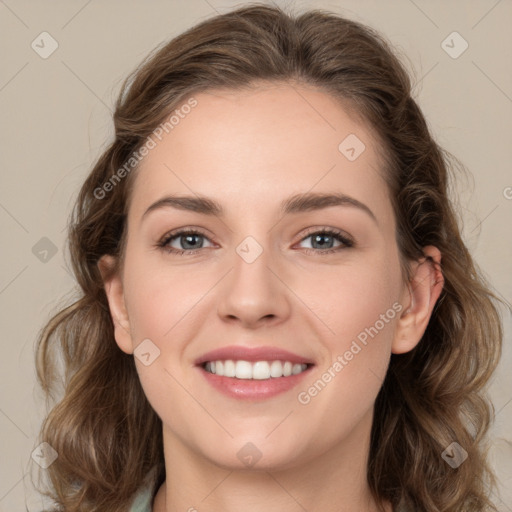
195,345,315,400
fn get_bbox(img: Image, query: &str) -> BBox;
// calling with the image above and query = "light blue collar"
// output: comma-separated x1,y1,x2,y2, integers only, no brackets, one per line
129,485,154,512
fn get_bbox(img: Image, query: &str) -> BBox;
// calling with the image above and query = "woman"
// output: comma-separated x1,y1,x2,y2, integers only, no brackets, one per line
35,4,503,511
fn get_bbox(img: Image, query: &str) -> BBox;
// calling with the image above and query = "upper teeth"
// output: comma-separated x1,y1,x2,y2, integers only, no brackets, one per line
204,360,308,379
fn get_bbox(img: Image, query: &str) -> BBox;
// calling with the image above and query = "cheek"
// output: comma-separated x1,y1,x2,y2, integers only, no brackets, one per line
121,258,205,412
299,248,402,416
122,252,209,341
307,252,401,348
296,259,401,428
338,269,398,345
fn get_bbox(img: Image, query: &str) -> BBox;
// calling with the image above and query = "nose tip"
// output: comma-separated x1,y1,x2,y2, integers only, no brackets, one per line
216,250,291,328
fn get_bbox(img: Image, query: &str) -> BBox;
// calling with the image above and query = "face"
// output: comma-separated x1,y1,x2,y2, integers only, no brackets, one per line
102,82,427,472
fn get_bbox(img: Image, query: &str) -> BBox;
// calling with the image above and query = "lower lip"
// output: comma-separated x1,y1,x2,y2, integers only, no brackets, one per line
198,365,313,400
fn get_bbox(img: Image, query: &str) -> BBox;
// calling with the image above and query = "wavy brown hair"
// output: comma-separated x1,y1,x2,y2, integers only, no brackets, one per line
35,4,504,511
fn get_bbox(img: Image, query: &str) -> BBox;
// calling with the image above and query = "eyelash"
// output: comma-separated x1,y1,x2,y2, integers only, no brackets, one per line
156,227,354,256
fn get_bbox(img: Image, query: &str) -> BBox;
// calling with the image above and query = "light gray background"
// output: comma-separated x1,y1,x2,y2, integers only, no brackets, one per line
0,0,511,510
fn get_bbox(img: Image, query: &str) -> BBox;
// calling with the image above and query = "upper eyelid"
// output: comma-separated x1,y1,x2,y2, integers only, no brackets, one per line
159,226,214,241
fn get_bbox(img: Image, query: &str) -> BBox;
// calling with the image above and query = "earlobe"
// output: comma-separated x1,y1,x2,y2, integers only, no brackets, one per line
392,246,444,355
97,255,134,355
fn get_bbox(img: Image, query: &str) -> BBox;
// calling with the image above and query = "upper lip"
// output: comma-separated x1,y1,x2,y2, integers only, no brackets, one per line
195,345,315,366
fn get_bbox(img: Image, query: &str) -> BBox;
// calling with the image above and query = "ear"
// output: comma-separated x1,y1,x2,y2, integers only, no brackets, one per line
392,245,444,354
97,255,134,354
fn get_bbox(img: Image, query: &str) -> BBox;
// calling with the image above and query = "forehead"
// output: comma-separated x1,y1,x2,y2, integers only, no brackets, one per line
128,82,391,223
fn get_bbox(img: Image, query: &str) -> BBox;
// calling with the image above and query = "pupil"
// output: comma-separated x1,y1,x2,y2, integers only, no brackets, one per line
314,234,332,249
183,234,200,249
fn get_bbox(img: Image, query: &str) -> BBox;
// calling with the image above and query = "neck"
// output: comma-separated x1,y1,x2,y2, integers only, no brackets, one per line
152,408,392,512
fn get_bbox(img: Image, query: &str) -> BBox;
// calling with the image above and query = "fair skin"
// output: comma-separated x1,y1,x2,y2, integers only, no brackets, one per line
100,82,443,512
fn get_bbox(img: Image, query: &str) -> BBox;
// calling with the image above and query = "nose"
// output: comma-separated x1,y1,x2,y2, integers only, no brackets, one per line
216,241,292,329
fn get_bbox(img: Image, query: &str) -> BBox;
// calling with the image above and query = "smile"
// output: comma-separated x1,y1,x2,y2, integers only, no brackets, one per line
203,360,310,379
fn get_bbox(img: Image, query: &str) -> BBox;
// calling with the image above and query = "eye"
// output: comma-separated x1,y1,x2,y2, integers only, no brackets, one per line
157,229,215,255
296,228,354,255
156,227,354,256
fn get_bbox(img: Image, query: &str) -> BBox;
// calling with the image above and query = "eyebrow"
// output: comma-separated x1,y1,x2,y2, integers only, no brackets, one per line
142,192,377,224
